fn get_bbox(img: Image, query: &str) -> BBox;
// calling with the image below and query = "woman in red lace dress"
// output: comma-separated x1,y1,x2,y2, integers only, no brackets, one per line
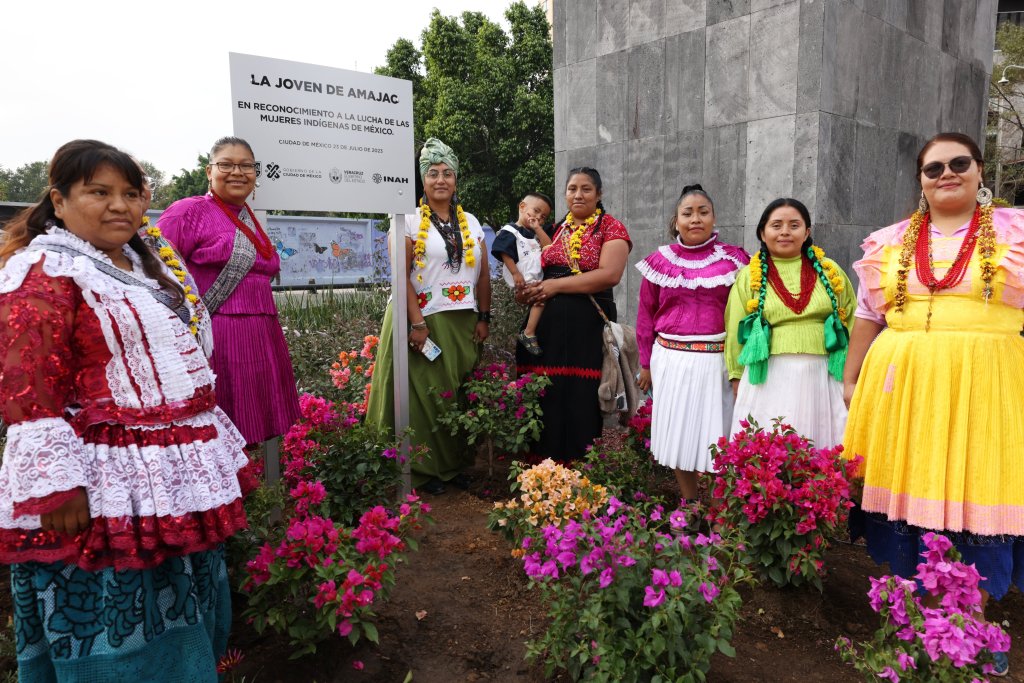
0,140,248,681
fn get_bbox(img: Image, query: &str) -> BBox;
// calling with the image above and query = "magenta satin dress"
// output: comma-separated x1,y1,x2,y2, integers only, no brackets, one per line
158,194,300,443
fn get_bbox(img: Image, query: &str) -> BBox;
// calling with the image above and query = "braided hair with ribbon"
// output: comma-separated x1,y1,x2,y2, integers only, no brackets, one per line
736,198,849,384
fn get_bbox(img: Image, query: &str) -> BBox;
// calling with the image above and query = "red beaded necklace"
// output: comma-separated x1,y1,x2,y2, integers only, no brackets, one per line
210,192,274,260
913,207,981,292
766,254,817,314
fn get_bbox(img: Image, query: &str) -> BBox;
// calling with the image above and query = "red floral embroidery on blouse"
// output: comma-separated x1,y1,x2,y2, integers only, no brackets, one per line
541,214,632,272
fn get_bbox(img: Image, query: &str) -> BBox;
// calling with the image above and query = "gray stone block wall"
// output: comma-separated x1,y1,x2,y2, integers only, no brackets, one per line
553,0,997,323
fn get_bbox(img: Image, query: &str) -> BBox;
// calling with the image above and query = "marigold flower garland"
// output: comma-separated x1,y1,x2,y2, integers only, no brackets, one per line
560,209,602,274
812,246,848,323
745,251,763,314
893,204,996,316
144,217,201,337
740,242,848,383
747,245,844,319
413,200,474,283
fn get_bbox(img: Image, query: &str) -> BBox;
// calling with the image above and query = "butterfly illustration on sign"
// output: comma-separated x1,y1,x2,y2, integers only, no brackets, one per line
331,241,352,259
275,240,298,260
312,243,328,254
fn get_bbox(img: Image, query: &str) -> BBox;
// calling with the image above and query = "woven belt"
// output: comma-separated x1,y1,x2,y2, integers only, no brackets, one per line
656,336,724,353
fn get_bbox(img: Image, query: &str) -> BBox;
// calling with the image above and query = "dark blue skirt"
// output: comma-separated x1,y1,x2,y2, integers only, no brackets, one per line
853,506,1024,599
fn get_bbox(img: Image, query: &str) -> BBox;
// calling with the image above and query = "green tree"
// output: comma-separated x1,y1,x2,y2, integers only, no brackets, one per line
138,159,170,209
988,22,1024,203
375,1,554,227
164,155,210,205
1,161,49,203
0,167,10,201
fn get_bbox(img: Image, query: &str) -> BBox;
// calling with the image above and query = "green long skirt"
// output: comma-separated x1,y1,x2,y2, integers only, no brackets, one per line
365,306,479,487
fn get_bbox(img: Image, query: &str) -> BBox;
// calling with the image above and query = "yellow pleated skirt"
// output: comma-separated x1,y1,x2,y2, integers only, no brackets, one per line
844,293,1024,536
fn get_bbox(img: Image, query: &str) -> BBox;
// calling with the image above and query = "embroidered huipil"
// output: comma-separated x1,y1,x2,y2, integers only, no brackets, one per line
0,230,249,571
401,210,486,316
635,235,749,369
157,195,278,315
156,194,300,443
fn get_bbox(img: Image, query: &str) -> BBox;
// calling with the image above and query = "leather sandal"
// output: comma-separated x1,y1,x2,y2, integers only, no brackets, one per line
517,331,543,356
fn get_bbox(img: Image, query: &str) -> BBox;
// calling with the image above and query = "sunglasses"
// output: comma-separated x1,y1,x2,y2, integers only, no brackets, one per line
920,156,974,179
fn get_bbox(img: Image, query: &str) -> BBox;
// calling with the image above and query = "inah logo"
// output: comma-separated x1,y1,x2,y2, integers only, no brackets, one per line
383,176,409,184
266,163,281,180
372,173,383,184
329,168,342,184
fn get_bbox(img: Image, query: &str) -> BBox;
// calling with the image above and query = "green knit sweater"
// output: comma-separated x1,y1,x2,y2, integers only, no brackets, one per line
724,255,856,380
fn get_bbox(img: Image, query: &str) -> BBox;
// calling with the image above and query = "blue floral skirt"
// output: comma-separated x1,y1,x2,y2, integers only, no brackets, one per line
852,508,1024,600
12,547,231,683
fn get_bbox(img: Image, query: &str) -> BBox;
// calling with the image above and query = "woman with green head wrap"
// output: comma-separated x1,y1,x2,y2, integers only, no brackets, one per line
366,138,491,495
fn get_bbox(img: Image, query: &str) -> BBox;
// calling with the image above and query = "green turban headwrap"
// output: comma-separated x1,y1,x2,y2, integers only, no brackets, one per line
418,138,459,180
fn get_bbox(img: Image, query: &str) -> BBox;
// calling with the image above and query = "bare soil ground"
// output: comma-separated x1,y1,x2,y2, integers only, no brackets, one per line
3,459,1022,683
225,454,1024,683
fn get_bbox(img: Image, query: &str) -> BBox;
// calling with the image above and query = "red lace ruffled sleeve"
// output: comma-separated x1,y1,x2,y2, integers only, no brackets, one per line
0,261,76,423
0,261,89,515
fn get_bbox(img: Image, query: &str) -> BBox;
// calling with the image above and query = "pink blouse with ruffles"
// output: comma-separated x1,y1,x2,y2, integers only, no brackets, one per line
854,208,1024,324
635,234,749,368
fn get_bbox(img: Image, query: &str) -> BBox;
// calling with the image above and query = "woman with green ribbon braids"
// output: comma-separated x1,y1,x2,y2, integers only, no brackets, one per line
724,197,855,448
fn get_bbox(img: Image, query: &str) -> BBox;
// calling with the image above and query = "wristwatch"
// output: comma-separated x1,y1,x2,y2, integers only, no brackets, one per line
477,310,491,323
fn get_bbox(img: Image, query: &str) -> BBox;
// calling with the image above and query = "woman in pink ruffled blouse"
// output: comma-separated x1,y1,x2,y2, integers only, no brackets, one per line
635,184,749,500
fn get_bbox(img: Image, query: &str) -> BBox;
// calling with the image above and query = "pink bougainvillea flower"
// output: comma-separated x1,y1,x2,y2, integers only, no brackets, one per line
877,666,900,682
896,650,916,671
698,581,720,603
643,585,666,608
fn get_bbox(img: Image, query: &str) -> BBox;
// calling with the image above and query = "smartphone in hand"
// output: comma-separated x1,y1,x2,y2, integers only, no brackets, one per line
421,337,442,361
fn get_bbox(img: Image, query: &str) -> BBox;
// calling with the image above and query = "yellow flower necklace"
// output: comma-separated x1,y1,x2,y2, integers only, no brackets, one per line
741,242,849,384
746,250,763,314
143,217,201,337
413,200,474,283
747,243,846,321
893,203,995,318
812,245,848,323
560,208,602,274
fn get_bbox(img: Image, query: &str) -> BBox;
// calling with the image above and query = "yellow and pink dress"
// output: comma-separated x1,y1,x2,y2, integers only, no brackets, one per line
845,206,1024,598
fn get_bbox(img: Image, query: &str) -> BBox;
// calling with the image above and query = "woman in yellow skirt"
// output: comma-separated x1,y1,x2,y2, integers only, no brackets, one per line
843,132,1024,676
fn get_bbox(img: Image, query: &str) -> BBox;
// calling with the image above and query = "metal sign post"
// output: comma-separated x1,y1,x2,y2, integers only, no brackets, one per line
228,53,415,499
389,213,412,495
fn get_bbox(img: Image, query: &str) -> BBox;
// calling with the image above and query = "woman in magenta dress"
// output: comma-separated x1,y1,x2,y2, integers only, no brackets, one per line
635,184,748,500
158,136,300,445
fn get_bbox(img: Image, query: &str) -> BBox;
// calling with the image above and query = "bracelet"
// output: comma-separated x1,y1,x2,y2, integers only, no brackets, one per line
477,310,491,323
411,321,428,330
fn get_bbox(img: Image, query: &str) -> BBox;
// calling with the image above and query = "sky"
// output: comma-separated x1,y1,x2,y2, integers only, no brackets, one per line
0,0,517,178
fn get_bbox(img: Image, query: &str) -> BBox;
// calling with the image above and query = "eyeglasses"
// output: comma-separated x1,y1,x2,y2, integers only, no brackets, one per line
210,161,257,174
425,169,456,180
920,156,974,180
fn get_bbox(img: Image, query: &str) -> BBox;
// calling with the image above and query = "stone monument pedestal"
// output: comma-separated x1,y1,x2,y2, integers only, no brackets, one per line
553,0,996,320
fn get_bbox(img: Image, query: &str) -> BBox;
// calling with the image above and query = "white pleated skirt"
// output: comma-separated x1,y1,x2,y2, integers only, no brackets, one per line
731,354,847,449
649,342,732,472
